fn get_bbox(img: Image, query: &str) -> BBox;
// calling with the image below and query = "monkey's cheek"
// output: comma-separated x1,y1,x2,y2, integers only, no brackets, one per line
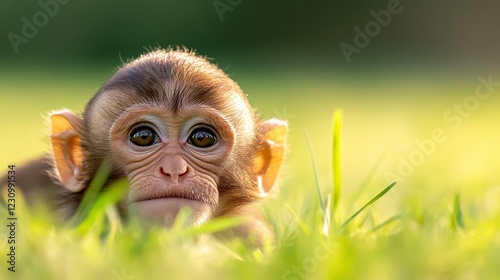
130,198,213,227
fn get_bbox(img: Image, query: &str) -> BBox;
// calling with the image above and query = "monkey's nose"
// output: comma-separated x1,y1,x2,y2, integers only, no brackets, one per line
159,155,189,184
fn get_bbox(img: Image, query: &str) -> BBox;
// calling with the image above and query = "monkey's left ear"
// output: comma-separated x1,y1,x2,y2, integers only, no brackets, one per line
252,119,287,194
50,110,86,192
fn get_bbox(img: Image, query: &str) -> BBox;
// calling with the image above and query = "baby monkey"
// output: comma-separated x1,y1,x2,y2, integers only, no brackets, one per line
3,49,287,245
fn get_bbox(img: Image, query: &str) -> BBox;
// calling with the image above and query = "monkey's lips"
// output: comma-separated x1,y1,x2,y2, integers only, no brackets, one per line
129,194,217,226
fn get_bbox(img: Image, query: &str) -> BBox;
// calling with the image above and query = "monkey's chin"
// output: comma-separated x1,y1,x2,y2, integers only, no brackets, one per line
130,198,213,227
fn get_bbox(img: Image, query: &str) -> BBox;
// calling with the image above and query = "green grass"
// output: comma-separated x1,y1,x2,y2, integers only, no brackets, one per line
3,114,401,280
1,68,500,279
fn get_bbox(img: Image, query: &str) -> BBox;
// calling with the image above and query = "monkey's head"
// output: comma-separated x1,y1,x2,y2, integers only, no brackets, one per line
49,49,286,226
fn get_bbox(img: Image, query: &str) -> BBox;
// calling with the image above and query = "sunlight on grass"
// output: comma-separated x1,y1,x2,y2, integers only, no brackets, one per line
1,69,500,279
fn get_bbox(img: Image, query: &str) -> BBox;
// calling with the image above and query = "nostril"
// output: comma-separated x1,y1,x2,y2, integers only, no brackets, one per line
160,166,188,177
160,167,171,177
179,167,188,177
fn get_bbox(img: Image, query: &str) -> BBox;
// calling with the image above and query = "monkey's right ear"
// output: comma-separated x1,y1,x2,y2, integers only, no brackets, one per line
50,110,86,192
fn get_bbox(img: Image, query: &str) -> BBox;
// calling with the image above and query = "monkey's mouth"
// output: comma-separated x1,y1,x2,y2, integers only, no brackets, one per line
128,188,218,226
133,193,212,204
130,187,218,205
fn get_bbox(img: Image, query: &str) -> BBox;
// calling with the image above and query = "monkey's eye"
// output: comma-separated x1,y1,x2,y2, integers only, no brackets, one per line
188,128,218,148
130,127,159,146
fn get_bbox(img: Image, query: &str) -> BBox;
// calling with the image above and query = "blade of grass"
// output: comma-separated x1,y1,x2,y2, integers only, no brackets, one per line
183,217,244,236
332,109,342,215
105,205,121,245
323,194,331,236
337,181,396,232
73,159,112,224
285,204,312,236
451,193,465,230
305,129,327,229
370,214,401,233
171,207,194,231
75,179,129,234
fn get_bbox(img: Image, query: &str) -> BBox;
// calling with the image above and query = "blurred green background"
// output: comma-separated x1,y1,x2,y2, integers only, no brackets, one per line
2,0,500,68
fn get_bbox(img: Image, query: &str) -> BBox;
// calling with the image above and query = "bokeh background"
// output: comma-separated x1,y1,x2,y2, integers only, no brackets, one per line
1,0,500,224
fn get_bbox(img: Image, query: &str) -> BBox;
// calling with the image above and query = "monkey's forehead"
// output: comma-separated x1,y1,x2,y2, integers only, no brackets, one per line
87,83,254,119
85,88,256,139
90,49,251,113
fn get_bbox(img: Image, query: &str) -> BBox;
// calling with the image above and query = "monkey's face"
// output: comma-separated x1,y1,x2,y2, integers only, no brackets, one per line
49,50,285,235
109,105,236,226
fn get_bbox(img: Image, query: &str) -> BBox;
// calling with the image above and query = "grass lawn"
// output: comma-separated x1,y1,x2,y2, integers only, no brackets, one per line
1,65,500,279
